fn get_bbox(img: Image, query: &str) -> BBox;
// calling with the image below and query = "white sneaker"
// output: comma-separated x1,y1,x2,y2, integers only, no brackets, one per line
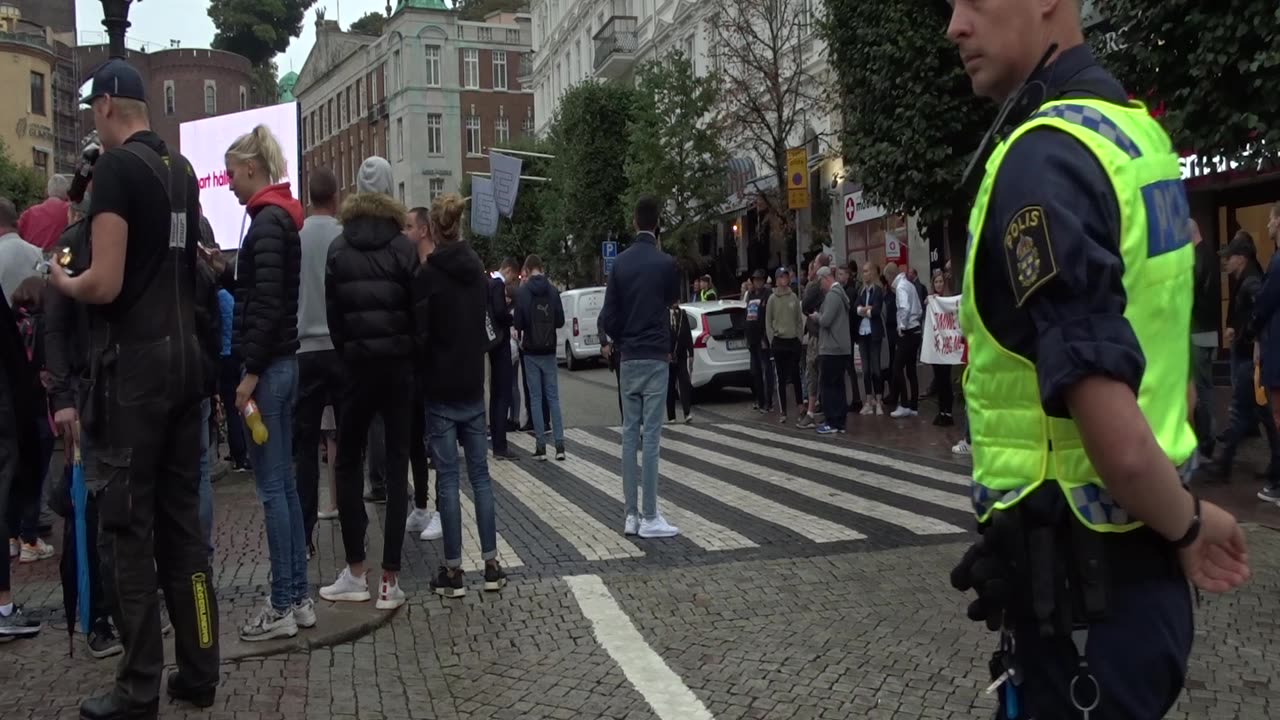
317,509,339,520
623,514,638,536
239,603,298,642
376,575,406,610
890,406,917,419
405,508,431,534
319,567,371,602
7,539,17,559
860,404,875,416
19,538,55,563
683,413,694,424
638,515,679,539
419,512,443,541
293,597,317,629
952,440,972,456
874,402,884,416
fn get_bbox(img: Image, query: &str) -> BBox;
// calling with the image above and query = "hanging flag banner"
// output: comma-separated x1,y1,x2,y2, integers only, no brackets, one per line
470,177,499,237
921,294,967,365
490,152,523,217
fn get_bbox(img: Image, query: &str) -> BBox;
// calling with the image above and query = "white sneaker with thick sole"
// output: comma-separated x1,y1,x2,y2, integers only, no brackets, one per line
952,440,972,456
293,597,317,629
419,512,443,541
317,509,339,520
860,404,875,416
890,406,917,419
320,567,371,602
405,508,431,534
623,514,638,536
376,575,407,610
239,604,298,642
638,515,680,539
19,539,55,563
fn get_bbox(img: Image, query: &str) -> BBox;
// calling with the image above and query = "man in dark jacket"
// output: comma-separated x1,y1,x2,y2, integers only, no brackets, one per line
1188,220,1218,462
1251,203,1280,502
514,255,566,461
488,257,519,460
321,157,419,612
797,253,830,428
744,269,774,413
1204,233,1278,485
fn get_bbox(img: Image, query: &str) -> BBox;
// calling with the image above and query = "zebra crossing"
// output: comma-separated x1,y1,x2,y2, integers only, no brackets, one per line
402,422,975,577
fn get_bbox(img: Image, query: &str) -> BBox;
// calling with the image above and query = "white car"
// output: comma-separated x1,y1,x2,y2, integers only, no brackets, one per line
681,300,751,390
557,286,606,370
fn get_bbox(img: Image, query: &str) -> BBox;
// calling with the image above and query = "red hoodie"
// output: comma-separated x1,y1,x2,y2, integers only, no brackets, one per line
246,182,304,229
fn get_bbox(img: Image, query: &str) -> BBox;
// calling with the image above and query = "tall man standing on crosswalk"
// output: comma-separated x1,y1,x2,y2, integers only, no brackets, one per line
599,195,681,539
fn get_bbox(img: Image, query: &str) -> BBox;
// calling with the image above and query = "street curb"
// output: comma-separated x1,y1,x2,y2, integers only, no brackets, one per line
219,604,400,663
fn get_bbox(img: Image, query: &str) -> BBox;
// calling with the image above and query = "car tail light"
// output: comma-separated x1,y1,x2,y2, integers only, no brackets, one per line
693,315,710,349
573,317,579,337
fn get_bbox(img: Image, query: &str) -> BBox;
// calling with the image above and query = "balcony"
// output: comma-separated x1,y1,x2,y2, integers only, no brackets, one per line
592,16,638,80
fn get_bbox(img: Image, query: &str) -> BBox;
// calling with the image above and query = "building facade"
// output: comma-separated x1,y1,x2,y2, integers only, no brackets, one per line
0,6,68,181
75,45,254,154
9,0,73,35
293,1,535,210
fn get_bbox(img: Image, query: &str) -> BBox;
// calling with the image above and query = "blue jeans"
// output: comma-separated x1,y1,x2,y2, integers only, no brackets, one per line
620,359,667,520
199,397,213,559
429,401,496,568
523,353,564,446
244,358,308,610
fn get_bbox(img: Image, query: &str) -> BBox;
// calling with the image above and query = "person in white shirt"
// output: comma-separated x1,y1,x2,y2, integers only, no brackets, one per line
885,262,923,417
0,199,42,306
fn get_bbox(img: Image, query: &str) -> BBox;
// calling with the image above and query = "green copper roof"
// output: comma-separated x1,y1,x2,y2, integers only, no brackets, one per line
397,0,449,10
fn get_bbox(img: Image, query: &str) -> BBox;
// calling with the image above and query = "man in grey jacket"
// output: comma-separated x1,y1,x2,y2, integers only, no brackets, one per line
814,266,851,435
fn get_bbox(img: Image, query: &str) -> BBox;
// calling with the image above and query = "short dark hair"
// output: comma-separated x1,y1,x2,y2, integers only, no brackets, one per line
500,256,520,272
0,197,16,228
523,254,544,273
309,168,339,207
634,194,660,233
408,206,430,227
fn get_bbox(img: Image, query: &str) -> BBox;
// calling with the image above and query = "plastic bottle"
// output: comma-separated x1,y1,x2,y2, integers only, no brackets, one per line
243,400,269,445
1255,364,1268,407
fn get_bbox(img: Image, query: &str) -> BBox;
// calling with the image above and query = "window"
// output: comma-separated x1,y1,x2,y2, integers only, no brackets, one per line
353,151,359,190
302,117,309,149
327,99,334,136
522,109,534,136
393,50,401,90
425,45,441,87
239,86,248,110
683,35,695,63
429,178,444,201
32,148,48,173
204,81,217,114
495,116,510,145
164,81,176,116
427,114,443,155
356,78,364,116
466,114,481,155
478,27,492,41
29,72,45,115
345,87,353,124
573,40,580,82
398,182,406,204
506,29,520,44
397,118,404,161
463,49,480,88
492,51,508,90
339,147,345,189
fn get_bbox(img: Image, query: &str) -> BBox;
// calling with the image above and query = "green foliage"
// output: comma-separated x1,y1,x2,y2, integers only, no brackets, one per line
625,52,728,264
249,60,280,107
821,0,994,227
1096,0,1280,165
348,12,387,36
0,139,46,213
208,0,317,65
453,0,526,22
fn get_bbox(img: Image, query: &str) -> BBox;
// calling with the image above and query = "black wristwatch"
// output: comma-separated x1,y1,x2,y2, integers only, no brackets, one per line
1172,494,1202,550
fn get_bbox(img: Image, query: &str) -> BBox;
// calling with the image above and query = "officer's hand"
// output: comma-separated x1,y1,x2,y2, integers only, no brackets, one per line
1225,328,1236,346
601,344,612,360
54,408,80,456
1179,500,1250,593
236,373,259,413
950,535,1009,631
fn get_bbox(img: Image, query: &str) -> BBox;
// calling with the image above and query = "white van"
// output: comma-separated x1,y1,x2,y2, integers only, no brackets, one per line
557,286,607,370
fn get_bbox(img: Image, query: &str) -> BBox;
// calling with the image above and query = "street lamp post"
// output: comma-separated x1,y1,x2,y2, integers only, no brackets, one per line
100,0,136,59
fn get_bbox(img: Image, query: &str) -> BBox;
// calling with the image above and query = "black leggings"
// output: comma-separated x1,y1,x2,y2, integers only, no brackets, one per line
857,335,882,397
772,339,803,415
934,364,954,415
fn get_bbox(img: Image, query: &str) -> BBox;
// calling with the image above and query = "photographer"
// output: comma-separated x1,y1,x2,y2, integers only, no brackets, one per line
48,59,219,718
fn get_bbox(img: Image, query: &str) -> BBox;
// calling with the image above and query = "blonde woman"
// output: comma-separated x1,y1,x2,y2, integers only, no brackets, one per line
222,124,311,641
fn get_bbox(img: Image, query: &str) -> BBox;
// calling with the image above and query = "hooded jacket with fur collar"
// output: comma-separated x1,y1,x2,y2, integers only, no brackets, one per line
324,191,419,363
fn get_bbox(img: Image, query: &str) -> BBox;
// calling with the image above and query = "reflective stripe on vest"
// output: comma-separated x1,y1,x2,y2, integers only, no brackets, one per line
960,98,1198,532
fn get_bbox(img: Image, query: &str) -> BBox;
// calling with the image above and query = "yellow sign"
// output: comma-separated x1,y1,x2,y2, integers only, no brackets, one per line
786,147,809,209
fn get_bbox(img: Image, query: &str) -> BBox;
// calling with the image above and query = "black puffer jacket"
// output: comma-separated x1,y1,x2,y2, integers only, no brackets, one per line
228,184,302,374
414,240,489,404
325,192,418,363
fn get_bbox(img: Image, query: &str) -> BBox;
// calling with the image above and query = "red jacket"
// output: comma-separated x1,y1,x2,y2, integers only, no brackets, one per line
17,197,69,251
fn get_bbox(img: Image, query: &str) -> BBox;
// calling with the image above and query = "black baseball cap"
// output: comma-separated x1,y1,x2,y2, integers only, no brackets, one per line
751,268,767,279
1220,233,1256,259
80,58,147,106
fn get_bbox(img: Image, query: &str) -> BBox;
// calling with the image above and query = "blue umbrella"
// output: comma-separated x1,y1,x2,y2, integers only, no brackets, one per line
71,442,91,642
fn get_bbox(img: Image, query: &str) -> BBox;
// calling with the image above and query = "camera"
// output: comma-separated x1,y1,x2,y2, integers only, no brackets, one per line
68,131,102,204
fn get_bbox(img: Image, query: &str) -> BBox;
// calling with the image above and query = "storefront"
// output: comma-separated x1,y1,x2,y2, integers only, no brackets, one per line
841,188,910,276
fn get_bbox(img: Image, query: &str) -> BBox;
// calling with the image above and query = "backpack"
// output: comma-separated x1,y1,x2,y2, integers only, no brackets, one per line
525,291,557,353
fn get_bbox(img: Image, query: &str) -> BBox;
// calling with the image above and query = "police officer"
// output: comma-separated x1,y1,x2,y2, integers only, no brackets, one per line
945,1,1250,718
49,58,219,719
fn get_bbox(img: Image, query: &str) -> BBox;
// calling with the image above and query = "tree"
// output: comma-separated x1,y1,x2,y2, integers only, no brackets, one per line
1096,0,1280,168
348,11,386,36
0,140,46,212
207,0,318,65
625,52,728,264
822,0,993,230
453,0,526,22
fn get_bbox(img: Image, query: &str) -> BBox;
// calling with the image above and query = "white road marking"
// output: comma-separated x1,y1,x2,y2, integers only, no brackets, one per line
673,425,970,512
573,429,865,543
488,459,646,561
636,430,964,535
411,469,523,572
512,433,757,551
565,575,714,720
719,423,971,486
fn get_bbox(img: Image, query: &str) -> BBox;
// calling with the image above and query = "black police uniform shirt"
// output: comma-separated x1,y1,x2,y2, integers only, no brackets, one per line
973,45,1146,419
87,130,201,321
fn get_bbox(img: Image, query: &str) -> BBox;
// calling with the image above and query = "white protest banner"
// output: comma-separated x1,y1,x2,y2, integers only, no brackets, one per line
470,177,500,237
490,152,523,217
921,294,966,365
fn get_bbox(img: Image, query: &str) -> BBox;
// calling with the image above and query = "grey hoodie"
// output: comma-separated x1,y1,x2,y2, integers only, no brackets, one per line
298,214,342,353
818,282,852,357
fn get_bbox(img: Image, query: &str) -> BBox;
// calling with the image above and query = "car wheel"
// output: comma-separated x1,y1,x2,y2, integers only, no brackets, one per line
565,342,579,371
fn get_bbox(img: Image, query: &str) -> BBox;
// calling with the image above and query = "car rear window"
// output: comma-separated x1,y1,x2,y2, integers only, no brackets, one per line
704,309,745,339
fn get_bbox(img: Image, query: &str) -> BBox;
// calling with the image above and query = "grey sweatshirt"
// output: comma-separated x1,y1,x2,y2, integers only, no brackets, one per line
818,282,852,356
298,214,342,353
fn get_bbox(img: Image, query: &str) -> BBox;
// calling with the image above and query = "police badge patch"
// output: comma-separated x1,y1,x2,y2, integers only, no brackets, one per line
1003,205,1058,307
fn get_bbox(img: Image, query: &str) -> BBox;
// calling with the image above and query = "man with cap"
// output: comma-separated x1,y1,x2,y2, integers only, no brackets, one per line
48,57,220,718
744,268,774,413
946,2,1248,717
320,156,420,611
1202,231,1279,482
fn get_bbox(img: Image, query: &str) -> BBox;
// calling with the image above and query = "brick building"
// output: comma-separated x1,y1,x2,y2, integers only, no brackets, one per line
9,0,73,35
75,45,254,154
293,1,534,208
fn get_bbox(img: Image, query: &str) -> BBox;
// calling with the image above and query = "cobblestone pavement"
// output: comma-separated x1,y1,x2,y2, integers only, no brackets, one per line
2,413,1278,719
